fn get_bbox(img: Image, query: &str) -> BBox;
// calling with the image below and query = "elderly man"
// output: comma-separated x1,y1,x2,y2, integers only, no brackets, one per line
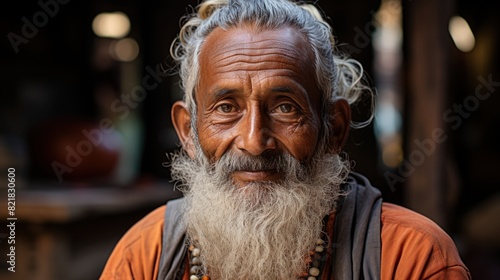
101,0,471,279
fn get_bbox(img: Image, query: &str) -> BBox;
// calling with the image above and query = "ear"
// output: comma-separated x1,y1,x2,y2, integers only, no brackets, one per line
171,101,195,158
327,99,351,153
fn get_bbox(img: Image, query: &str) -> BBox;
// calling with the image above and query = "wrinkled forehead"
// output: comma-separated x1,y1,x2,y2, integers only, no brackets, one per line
198,24,316,73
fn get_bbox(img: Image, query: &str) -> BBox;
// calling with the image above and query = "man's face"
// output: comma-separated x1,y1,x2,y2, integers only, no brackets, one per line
195,25,323,187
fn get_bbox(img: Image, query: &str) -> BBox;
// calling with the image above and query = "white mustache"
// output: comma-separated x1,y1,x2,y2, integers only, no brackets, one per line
211,151,308,179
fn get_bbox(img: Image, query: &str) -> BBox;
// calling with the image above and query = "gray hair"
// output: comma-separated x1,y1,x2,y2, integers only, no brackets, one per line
170,0,373,142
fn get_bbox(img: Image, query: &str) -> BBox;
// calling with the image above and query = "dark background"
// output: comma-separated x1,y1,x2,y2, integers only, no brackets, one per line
1,0,499,279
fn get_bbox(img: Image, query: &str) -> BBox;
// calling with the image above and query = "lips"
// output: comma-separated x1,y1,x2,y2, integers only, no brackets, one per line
231,169,282,183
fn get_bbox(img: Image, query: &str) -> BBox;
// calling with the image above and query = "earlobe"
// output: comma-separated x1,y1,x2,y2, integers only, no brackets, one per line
171,101,195,158
327,99,351,153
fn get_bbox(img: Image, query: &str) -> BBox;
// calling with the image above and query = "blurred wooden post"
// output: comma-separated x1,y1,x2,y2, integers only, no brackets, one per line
404,0,454,229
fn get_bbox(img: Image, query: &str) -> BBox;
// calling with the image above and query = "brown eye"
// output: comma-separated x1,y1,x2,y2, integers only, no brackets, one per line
278,104,294,113
217,103,235,113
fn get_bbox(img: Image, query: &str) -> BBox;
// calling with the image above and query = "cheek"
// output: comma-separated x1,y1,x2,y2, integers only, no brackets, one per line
196,119,237,160
278,122,321,161
195,111,322,161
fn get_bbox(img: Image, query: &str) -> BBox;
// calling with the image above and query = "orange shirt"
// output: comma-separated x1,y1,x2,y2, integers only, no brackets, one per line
100,203,471,279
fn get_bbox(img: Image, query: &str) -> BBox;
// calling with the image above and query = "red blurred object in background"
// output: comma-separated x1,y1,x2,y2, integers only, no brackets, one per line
27,116,122,183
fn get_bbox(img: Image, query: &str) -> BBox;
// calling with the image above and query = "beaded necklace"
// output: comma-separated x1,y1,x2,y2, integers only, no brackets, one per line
187,235,328,280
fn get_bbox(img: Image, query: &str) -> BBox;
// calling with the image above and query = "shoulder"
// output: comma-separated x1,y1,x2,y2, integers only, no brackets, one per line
380,202,471,279
115,204,166,250
381,202,451,242
100,205,166,279
122,204,166,243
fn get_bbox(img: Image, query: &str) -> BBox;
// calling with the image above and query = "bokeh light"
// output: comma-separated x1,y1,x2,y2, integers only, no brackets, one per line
449,16,475,52
92,12,130,39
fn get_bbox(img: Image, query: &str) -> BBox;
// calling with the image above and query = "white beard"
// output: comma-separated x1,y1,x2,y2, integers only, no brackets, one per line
169,143,349,280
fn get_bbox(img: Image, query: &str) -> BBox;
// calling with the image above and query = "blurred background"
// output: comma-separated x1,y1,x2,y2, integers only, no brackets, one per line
0,0,499,279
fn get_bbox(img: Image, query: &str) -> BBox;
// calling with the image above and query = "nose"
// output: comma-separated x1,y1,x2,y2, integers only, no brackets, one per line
235,106,276,156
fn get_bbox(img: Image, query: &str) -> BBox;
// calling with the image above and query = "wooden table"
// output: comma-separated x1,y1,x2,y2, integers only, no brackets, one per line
0,182,182,280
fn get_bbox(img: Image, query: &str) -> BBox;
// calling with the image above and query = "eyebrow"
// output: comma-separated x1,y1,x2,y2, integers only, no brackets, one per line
270,85,309,103
212,88,238,101
208,85,308,103
271,86,294,93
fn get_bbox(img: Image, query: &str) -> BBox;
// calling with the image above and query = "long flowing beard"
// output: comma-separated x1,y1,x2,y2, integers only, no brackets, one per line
169,143,349,280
